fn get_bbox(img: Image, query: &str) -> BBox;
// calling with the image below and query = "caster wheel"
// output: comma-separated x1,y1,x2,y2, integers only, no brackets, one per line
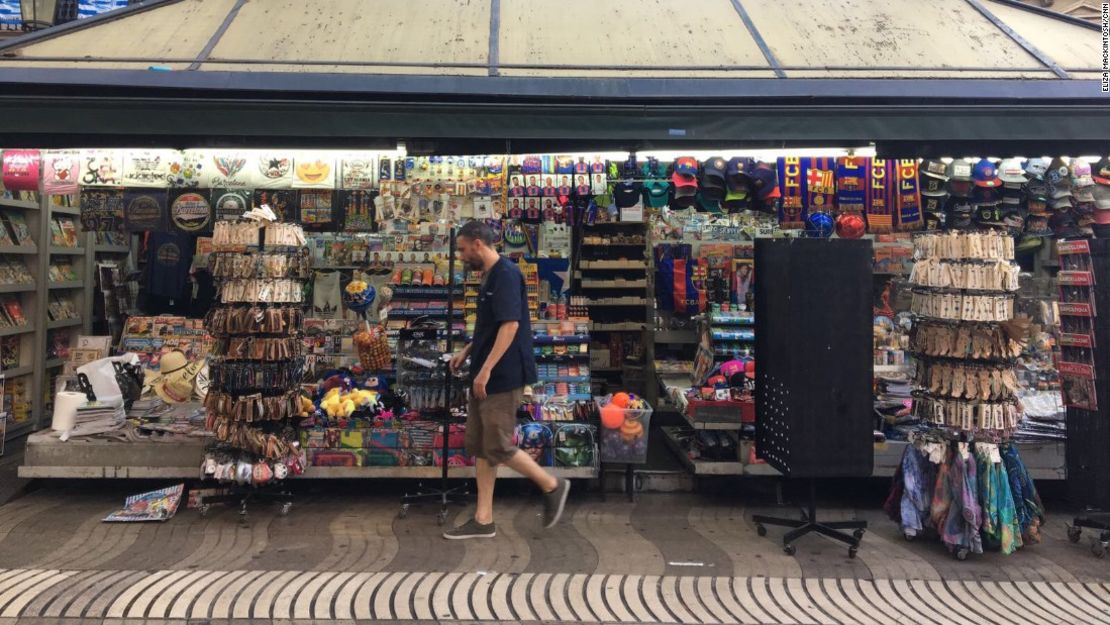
848,546,858,559
198,504,210,517
756,524,767,537
398,504,409,520
279,503,292,516
1067,525,1082,544
1092,541,1107,559
853,529,866,540
437,511,447,526
903,532,916,542
954,548,969,561
783,544,796,556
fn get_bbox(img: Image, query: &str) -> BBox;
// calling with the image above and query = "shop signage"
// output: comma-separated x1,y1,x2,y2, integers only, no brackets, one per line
79,188,125,233
170,190,212,233
80,149,123,186
122,150,173,188
1,149,40,191
123,189,167,232
43,150,79,194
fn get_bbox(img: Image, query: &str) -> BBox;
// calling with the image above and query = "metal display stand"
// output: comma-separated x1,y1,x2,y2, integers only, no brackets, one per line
399,227,470,524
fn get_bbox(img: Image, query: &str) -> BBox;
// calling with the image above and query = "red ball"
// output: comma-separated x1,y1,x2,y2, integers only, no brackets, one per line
601,403,626,429
610,392,631,408
835,213,866,239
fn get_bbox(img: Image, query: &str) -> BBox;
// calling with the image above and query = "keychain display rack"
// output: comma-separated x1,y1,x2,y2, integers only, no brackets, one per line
899,230,1045,561
199,219,310,518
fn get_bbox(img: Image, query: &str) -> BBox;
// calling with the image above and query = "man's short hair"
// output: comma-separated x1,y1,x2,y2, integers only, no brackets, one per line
458,220,496,246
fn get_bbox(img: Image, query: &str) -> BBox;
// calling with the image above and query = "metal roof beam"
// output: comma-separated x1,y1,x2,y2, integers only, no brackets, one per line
188,0,246,71
488,0,501,77
963,0,1070,78
728,0,784,78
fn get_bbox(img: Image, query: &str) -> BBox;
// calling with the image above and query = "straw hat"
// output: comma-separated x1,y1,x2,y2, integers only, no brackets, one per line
144,350,204,403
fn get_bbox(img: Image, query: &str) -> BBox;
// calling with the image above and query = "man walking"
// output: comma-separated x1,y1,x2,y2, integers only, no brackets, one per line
443,220,570,539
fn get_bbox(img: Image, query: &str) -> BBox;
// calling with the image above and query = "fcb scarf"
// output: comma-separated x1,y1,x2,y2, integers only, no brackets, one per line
777,157,806,229
895,159,923,231
836,156,869,214
805,157,837,213
777,157,838,229
866,158,897,233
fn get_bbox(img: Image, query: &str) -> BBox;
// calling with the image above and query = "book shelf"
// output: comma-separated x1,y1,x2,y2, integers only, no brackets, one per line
0,192,42,439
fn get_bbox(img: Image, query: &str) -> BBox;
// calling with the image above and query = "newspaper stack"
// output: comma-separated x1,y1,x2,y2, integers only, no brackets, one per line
69,403,126,437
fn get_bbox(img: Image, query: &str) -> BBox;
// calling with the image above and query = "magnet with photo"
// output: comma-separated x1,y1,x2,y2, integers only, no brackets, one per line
509,174,525,197
575,174,590,196
542,175,557,197
525,174,542,197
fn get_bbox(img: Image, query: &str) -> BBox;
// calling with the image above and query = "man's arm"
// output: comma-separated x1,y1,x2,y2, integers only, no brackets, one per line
471,321,518,399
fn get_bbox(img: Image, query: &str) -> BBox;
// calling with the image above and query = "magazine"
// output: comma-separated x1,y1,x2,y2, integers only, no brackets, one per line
0,214,14,246
5,212,32,246
49,219,65,246
103,484,184,522
1,336,19,370
3,298,25,326
58,217,79,247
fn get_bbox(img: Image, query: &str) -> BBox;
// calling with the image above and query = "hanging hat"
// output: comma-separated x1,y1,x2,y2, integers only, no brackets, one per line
998,158,1027,187
701,157,728,201
145,350,204,404
1072,158,1095,187
972,158,1000,188
1024,157,1049,180
1092,157,1110,185
1046,157,1072,190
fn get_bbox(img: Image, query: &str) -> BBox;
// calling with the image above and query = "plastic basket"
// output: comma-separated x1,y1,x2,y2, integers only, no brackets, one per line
595,395,653,464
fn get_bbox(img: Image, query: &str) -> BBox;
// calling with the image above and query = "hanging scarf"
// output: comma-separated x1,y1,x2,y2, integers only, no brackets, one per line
837,156,869,215
867,158,896,233
896,159,923,231
777,156,806,229
977,446,1023,555
1001,443,1046,543
805,157,837,213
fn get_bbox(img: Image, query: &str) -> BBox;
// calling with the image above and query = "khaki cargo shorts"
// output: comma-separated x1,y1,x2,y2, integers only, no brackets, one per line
465,388,523,465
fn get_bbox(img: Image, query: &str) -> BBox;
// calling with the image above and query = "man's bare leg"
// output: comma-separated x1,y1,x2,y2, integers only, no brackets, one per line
474,458,498,525
503,449,557,493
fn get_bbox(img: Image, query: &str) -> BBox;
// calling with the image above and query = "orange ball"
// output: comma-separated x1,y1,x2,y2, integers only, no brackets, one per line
600,403,626,429
611,392,631,408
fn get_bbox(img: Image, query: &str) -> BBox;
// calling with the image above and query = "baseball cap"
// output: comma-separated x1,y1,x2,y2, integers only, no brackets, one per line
696,191,721,213
1049,210,1080,236
1046,157,1072,189
1050,196,1074,210
920,159,948,180
948,179,973,198
672,170,698,208
946,196,974,214
923,211,943,230
1025,179,1049,198
1002,194,1021,207
1093,157,1110,185
1024,158,1049,180
1072,158,1095,187
998,158,1026,185
922,195,945,214
921,173,947,197
701,156,728,201
1093,184,1110,209
972,159,1000,188
644,180,671,209
722,188,750,212
749,161,778,198
1026,193,1048,215
674,157,699,177
947,160,974,182
1074,185,1096,204
972,186,1000,206
726,157,755,191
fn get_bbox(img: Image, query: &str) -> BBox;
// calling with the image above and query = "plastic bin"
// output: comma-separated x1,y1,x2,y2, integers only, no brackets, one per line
596,395,653,464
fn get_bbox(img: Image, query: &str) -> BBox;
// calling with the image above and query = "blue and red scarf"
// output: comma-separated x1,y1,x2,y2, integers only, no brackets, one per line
866,158,896,233
777,157,837,228
836,156,869,215
895,159,922,231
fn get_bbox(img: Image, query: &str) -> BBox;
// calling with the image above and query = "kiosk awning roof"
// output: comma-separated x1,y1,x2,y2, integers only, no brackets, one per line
0,0,1105,153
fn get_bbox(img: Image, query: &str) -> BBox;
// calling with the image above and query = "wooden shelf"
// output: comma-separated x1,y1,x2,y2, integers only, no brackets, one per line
0,197,40,210
94,244,130,253
46,318,81,330
580,260,647,270
655,330,698,344
50,205,80,216
0,325,33,337
580,279,647,289
44,358,65,369
587,297,648,307
49,247,85,256
590,322,644,332
0,365,33,378
661,427,744,475
49,281,83,290
0,245,37,255
0,283,35,294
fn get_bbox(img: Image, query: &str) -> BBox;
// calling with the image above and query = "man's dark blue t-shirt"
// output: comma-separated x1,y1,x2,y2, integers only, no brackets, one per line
469,256,538,395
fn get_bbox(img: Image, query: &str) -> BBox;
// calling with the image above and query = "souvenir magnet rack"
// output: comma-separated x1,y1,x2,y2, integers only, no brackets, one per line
399,227,470,524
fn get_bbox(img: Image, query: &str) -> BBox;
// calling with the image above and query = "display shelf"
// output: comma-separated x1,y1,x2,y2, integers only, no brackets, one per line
580,260,647,270
654,330,698,344
590,322,644,332
587,297,649,306
0,198,41,210
385,308,464,319
681,409,744,431
591,367,623,373
532,393,593,402
661,426,744,475
533,334,590,345
49,247,84,256
536,375,591,384
581,242,645,248
94,244,130,253
49,205,80,216
390,286,463,299
0,283,35,294
5,419,37,440
46,318,81,329
580,278,647,289
0,365,33,378
0,245,37,255
535,353,590,362
48,281,83,290
44,358,64,369
0,325,33,337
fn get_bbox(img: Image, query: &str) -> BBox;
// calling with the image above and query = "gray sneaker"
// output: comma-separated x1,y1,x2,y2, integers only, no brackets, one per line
443,518,496,540
542,478,571,528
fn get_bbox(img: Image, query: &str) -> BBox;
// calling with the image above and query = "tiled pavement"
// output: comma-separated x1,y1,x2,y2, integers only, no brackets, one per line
0,484,1108,624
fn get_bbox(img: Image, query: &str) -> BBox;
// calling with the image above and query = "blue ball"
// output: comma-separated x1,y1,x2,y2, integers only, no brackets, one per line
804,212,835,238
